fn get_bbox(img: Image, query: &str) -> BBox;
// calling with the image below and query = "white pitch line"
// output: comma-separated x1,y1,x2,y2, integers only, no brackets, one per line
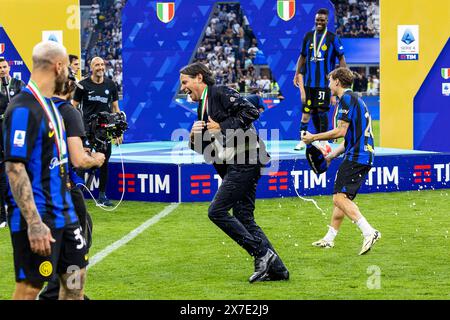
88,202,180,269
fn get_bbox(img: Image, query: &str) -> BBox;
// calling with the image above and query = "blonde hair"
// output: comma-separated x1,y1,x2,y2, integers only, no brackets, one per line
32,41,67,70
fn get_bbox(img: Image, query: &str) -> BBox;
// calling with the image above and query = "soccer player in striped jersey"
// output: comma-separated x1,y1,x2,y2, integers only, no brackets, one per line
293,8,346,151
3,41,88,299
302,67,381,255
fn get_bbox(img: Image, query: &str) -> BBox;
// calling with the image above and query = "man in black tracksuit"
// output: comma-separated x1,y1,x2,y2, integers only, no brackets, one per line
180,62,289,283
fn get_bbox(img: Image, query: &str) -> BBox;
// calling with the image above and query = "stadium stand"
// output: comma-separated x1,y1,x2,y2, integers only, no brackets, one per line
191,3,279,95
81,0,125,96
79,0,380,97
331,0,380,38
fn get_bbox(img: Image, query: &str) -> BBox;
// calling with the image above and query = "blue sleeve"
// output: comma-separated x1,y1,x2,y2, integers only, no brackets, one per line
337,96,351,123
3,106,40,163
301,34,308,57
334,35,345,57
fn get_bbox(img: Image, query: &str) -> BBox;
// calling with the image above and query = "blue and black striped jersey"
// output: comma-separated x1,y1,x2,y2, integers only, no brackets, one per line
3,88,77,232
301,30,344,88
337,90,375,166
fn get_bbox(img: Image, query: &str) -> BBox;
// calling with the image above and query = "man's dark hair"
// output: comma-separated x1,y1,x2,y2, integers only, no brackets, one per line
180,62,215,86
54,79,76,97
317,8,329,16
0,57,6,63
69,54,79,63
329,67,354,88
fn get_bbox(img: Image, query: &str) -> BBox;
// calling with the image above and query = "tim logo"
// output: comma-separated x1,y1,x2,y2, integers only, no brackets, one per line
190,175,212,195
268,171,288,191
117,173,170,194
119,173,136,192
413,165,432,184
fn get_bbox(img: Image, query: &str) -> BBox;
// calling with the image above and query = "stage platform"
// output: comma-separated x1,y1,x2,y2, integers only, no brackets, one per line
87,141,450,202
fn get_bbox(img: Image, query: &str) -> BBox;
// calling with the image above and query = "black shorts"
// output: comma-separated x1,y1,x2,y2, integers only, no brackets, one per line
302,87,331,113
71,187,93,251
11,222,88,284
333,159,371,200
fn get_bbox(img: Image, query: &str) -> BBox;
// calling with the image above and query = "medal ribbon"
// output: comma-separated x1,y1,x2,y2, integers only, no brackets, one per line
27,80,65,161
313,28,327,60
200,86,208,120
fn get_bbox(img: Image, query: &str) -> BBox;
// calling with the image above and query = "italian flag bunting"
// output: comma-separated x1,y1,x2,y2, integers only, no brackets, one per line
277,0,296,21
442,68,450,80
157,2,175,23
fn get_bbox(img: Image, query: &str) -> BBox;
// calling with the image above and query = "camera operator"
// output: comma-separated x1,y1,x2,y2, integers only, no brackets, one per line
0,57,25,228
39,71,105,300
72,56,122,207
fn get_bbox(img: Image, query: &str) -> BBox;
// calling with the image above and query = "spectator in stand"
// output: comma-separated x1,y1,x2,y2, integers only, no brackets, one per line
371,74,379,95
256,75,271,93
83,0,126,97
332,0,379,38
352,70,368,94
367,75,376,95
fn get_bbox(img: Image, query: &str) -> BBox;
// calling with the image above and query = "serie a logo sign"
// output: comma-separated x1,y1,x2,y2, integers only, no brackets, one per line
156,2,175,23
277,0,296,21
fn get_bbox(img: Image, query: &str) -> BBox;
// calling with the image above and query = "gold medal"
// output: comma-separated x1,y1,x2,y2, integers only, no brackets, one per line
313,28,327,62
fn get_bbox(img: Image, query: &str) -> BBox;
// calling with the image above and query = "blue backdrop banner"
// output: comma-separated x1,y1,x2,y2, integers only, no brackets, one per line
414,38,450,152
121,0,336,142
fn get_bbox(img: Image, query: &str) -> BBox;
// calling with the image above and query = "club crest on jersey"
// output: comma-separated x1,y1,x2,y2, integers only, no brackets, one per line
105,89,110,95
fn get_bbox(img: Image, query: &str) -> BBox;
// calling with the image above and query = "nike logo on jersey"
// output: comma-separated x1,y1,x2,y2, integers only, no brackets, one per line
88,91,95,94
49,130,55,138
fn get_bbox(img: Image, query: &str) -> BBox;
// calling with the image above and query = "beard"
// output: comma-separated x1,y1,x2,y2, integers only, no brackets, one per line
54,71,68,95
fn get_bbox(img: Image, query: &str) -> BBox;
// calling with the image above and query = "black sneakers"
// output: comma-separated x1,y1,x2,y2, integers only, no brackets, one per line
97,196,114,207
248,249,277,283
267,269,290,281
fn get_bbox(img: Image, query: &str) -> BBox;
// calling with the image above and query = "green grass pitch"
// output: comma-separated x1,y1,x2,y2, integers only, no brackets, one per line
1,189,449,300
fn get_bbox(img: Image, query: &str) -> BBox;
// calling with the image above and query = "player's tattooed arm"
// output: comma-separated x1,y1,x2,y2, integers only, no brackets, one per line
304,120,349,143
5,161,54,256
337,120,349,131
5,162,40,224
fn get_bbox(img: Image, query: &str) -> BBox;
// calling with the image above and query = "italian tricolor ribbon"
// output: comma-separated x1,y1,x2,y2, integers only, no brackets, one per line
27,80,65,162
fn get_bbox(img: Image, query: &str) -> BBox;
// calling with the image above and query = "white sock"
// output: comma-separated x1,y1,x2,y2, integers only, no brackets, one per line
356,217,375,237
323,225,338,242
